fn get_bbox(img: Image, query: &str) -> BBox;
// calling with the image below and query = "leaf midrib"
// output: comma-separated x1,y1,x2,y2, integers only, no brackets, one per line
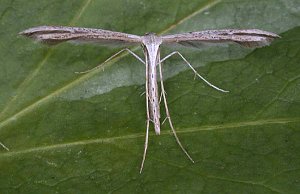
0,117,298,158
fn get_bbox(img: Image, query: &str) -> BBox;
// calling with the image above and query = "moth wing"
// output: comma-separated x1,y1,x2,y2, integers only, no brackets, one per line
161,29,280,48
19,26,142,46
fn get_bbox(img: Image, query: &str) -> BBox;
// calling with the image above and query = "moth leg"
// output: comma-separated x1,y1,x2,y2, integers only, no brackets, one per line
161,116,168,125
161,51,229,93
140,91,146,97
140,118,150,173
140,51,150,174
76,48,145,74
158,57,195,164
159,90,166,103
0,141,9,151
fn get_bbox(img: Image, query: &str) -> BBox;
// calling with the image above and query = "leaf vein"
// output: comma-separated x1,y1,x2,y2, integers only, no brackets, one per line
0,117,298,157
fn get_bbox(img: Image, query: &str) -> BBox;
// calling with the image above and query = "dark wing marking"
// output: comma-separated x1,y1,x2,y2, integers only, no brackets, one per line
161,29,280,48
19,26,142,46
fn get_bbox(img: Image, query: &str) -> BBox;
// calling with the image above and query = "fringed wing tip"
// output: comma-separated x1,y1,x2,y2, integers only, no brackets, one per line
19,29,30,36
19,26,44,36
238,33,280,48
18,27,60,45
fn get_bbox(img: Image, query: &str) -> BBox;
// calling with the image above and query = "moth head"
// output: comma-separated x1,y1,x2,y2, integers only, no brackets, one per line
144,32,156,36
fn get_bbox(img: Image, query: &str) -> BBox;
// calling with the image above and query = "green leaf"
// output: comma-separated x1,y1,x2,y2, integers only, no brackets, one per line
0,0,300,193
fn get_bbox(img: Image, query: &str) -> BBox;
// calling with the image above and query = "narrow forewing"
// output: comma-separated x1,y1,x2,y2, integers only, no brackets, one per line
161,29,280,48
19,26,142,46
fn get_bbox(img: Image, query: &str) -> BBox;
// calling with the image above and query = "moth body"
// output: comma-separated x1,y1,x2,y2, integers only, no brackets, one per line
142,33,162,135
